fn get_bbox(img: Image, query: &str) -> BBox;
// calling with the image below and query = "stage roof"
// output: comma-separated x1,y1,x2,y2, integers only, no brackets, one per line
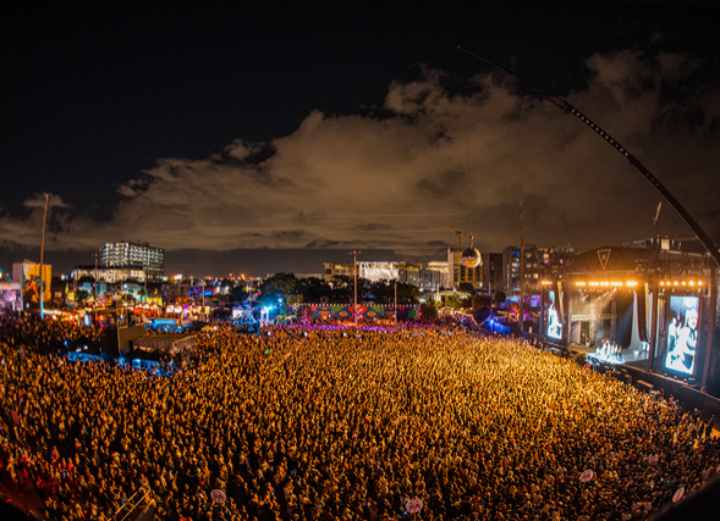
569,247,709,276
569,247,659,275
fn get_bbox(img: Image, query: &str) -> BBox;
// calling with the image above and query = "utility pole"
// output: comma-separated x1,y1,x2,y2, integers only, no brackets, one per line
349,250,361,330
394,280,398,329
519,200,526,334
93,253,99,325
39,193,49,319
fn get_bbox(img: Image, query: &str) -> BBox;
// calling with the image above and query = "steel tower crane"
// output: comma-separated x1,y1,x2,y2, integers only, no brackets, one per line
435,223,467,252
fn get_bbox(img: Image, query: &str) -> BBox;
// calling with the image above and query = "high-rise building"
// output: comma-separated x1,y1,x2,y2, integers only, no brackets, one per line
537,245,576,279
502,245,576,294
502,247,521,294
100,242,165,282
483,253,503,293
447,249,482,289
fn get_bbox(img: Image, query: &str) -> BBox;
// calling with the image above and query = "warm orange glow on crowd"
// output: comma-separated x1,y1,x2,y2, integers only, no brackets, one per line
1,317,718,520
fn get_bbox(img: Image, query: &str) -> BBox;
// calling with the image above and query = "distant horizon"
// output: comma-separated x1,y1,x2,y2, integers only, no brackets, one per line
3,236,707,281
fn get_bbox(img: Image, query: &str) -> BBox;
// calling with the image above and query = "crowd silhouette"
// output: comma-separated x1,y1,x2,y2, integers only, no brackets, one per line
1,316,719,521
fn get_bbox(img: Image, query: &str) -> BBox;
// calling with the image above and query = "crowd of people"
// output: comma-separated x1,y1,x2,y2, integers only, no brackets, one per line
1,316,719,521
0,315,100,355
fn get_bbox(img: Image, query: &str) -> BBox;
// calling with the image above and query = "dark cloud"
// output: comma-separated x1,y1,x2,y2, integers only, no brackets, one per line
1,49,718,266
416,168,467,198
355,223,393,232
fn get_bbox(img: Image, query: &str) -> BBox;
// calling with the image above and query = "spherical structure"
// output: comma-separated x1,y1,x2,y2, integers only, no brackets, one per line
461,248,482,268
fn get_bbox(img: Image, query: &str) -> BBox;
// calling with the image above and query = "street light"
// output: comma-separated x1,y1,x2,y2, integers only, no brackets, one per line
39,193,49,319
349,250,361,330
93,253,98,325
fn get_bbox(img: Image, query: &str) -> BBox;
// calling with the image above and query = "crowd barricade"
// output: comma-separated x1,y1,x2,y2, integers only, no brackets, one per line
624,365,720,421
112,487,155,521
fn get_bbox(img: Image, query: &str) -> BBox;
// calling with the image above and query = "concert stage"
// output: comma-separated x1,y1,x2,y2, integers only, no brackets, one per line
543,246,717,396
572,343,649,369
133,332,197,355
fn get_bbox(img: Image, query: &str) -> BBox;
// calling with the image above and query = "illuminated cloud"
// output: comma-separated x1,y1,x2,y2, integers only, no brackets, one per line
1,49,718,258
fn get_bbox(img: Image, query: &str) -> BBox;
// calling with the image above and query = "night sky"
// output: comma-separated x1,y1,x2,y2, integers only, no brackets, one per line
2,1,719,277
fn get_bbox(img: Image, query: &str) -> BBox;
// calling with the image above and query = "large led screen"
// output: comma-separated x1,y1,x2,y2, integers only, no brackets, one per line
664,296,699,374
547,290,562,340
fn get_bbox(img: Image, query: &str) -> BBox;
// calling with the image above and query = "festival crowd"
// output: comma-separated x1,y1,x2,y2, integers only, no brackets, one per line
1,316,719,521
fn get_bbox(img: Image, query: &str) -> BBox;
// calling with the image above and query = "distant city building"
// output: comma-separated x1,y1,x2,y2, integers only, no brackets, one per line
72,265,150,284
447,249,483,289
502,247,521,294
324,262,355,283
622,237,682,251
502,245,576,294
423,261,450,288
398,263,422,286
398,261,450,289
293,273,324,280
324,261,399,283
71,242,164,284
537,245,576,279
323,260,450,288
483,253,503,294
100,242,165,281
359,261,400,282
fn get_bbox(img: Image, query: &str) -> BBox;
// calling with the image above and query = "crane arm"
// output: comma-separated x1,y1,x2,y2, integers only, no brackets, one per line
458,47,720,269
435,223,468,252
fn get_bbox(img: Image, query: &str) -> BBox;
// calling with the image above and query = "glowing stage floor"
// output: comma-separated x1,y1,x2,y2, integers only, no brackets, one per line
572,344,650,368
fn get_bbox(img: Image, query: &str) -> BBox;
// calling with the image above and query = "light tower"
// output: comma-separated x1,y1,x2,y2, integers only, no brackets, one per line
349,250,361,329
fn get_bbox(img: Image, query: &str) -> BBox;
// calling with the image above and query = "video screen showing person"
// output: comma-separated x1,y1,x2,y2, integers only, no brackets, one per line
547,290,562,340
664,296,699,374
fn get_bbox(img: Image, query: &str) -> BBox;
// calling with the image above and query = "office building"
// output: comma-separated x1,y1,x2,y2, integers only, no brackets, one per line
502,245,577,294
323,260,450,288
100,242,165,282
483,253,503,294
502,247,521,294
398,262,450,289
447,249,482,289
324,261,399,283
